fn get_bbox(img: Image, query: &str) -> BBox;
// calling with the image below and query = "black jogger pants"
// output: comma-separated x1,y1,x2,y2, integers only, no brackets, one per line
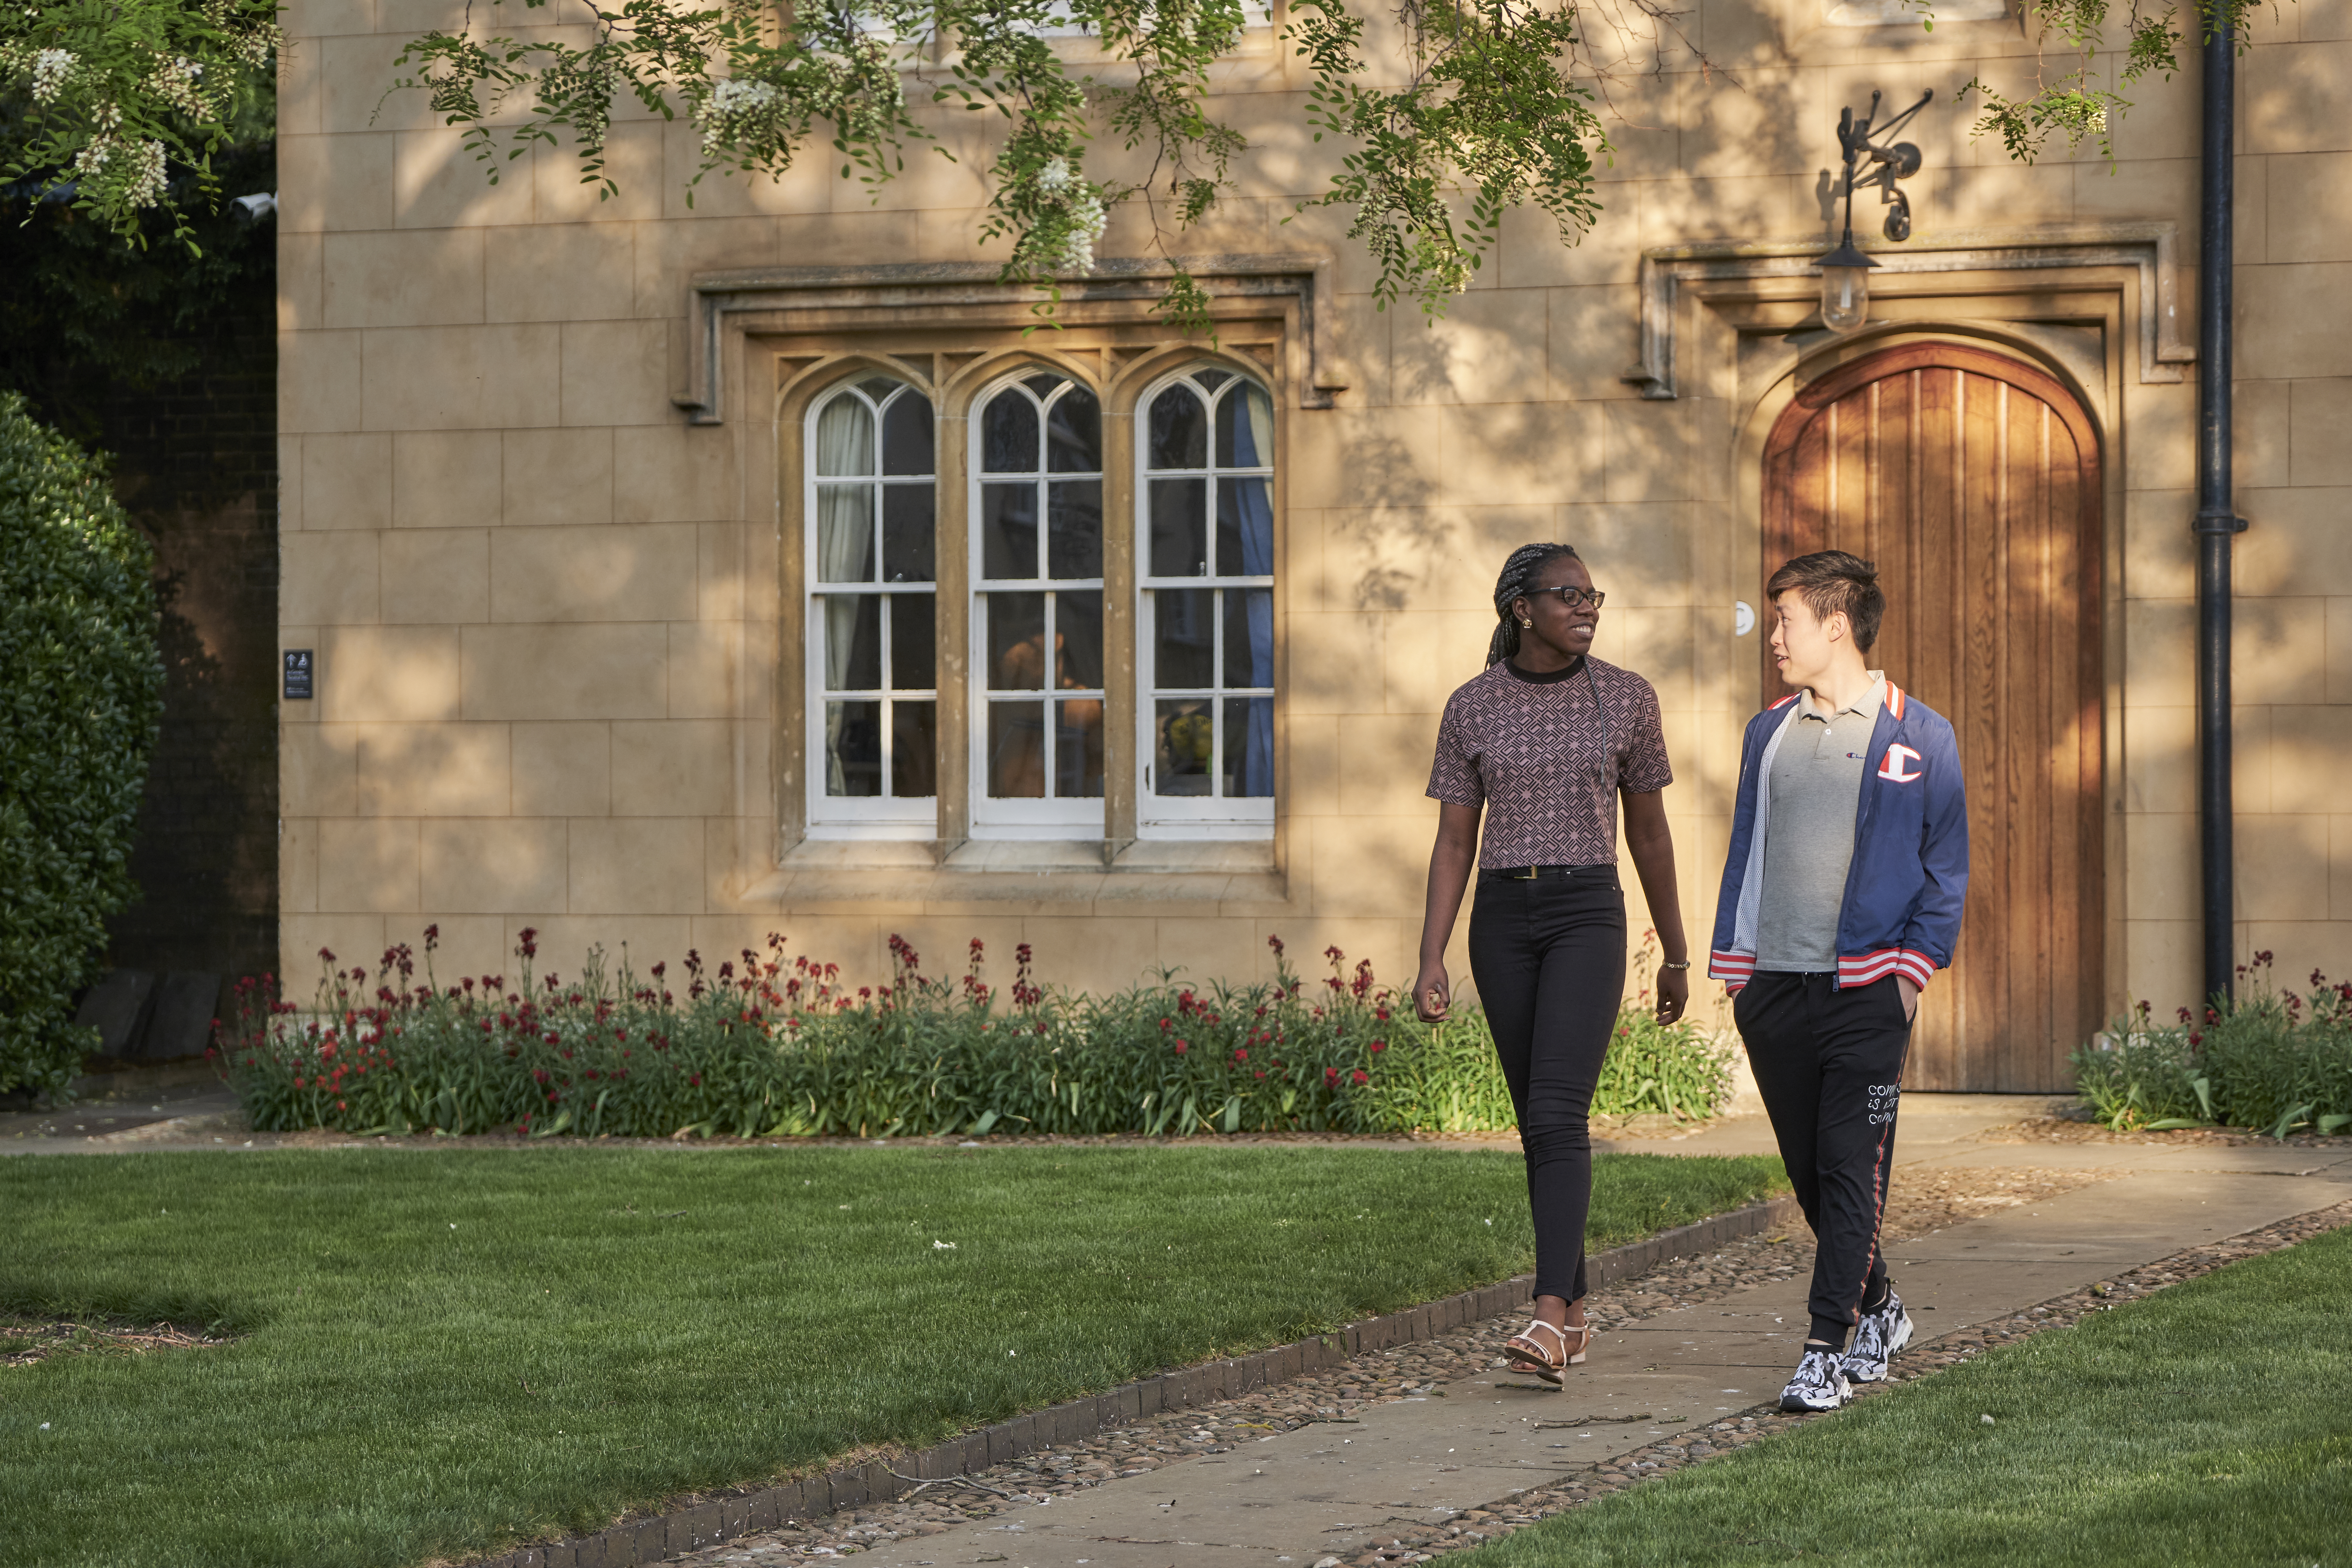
1467,866,1626,1303
1733,971,1913,1345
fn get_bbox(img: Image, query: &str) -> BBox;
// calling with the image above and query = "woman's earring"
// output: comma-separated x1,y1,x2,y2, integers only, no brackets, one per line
1521,619,1533,628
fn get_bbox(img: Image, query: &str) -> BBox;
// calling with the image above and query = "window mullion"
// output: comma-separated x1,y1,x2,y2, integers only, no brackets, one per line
1102,400,1137,846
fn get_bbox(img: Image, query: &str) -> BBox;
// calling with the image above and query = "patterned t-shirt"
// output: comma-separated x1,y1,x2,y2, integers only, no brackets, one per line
1425,656,1674,868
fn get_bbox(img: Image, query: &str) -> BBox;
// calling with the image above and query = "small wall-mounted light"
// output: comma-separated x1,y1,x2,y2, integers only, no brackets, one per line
1816,239,1879,335
1814,91,1931,334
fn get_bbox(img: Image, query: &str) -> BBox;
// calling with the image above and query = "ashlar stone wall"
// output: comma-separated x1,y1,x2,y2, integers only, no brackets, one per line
277,0,2352,1053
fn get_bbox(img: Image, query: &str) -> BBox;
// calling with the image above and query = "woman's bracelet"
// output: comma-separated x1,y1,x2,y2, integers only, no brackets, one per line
1660,960,1692,971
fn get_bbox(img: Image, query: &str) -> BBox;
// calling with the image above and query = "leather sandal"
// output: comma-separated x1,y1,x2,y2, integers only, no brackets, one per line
1503,1319,1592,1383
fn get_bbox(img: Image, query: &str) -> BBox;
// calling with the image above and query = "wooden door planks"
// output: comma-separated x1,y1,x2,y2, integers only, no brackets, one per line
1758,346,2105,1092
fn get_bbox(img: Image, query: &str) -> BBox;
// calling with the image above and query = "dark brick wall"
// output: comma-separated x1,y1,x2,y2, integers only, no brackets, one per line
97,337,280,987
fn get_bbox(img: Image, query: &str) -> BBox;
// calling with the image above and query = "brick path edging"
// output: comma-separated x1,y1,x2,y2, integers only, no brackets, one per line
474,1193,1805,1568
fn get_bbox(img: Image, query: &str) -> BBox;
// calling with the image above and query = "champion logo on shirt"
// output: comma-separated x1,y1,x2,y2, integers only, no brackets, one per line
1877,743,1924,783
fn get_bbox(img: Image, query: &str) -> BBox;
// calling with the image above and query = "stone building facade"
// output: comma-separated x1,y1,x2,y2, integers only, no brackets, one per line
276,0,2352,1090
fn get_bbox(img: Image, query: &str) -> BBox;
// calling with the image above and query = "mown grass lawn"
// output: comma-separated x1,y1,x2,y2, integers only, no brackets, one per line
1455,1220,2352,1568
0,1144,1784,1568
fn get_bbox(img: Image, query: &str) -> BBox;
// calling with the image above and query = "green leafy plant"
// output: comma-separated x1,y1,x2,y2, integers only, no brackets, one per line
383,0,1625,331
0,0,282,246
2073,953,2352,1136
218,927,1737,1139
1955,0,2273,163
0,393,165,1098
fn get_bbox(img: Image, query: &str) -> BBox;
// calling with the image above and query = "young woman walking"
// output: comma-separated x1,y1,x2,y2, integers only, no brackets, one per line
1414,543,1692,1381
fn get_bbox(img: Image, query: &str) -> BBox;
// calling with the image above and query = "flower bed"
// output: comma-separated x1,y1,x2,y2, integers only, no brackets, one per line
215,931,1733,1139
2074,953,2352,1136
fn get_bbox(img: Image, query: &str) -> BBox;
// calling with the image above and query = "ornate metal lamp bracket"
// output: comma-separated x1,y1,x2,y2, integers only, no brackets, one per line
1838,89,1933,242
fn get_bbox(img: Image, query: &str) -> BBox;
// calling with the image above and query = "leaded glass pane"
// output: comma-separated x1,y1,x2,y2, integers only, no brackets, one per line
982,391,1039,474
882,392,935,476
891,702,937,797
1149,384,1209,469
882,486,935,583
987,702,1046,797
1154,588,1214,689
1046,385,1101,472
986,593,1048,690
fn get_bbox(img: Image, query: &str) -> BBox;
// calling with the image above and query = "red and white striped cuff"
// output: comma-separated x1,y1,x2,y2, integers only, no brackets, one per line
1837,948,1936,990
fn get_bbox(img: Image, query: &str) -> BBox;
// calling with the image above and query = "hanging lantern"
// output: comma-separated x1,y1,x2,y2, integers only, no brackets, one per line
1814,91,1931,335
1815,238,1879,334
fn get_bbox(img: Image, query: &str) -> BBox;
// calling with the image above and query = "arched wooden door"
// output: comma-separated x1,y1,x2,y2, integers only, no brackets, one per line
1761,342,2103,1092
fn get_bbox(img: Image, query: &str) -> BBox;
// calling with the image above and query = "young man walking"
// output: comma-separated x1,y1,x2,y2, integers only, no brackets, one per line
1709,551,1969,1414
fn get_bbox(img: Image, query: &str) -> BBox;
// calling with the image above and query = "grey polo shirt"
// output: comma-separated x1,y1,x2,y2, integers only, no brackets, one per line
1752,675,1886,973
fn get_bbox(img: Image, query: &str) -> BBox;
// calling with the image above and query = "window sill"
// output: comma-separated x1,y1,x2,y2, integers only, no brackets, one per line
743,837,1285,909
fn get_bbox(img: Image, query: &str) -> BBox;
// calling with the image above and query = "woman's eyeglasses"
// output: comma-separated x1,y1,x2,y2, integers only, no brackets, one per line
1532,586,1606,611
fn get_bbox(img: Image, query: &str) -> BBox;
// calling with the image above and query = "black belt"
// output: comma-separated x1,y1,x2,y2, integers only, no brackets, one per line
1482,863,1608,882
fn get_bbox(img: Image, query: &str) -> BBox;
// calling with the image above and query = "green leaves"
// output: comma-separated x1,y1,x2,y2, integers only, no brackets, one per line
375,0,1612,326
0,0,283,245
0,395,164,1097
2072,960,2352,1133
1286,0,1604,316
220,932,1738,1140
1955,0,2245,165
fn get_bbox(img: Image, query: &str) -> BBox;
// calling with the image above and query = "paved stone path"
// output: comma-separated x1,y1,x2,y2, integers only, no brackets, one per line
695,1099,2352,1568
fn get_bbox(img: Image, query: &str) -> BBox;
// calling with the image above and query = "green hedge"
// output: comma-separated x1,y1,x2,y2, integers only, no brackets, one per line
219,932,1735,1138
2074,954,2352,1136
0,394,163,1098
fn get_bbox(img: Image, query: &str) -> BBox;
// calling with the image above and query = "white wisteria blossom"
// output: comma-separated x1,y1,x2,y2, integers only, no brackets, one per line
148,55,209,117
30,46,74,103
1030,158,1108,275
3,0,281,240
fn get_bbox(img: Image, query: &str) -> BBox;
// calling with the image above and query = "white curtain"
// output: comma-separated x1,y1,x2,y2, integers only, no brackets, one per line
816,394,877,583
816,390,879,794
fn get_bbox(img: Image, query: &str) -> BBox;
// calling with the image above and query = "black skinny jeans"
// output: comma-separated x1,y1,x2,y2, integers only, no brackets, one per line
1467,866,1626,1304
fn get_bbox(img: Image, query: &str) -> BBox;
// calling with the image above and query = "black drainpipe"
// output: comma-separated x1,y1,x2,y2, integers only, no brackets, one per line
2194,13,2247,1009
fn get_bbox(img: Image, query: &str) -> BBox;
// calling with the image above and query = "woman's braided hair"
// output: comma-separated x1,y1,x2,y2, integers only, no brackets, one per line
1486,542,1582,667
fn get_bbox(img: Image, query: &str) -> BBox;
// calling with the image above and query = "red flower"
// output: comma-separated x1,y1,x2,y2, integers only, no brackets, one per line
1174,1041,1189,1054
1351,1069,1368,1085
1325,1067,1340,1087
1233,1048,1249,1063
1368,1040,1386,1053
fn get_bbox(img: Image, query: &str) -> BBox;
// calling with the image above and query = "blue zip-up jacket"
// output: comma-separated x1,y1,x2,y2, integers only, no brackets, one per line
1708,681,1969,994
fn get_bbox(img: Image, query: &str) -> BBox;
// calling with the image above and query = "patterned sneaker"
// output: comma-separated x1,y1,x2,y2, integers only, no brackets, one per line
1779,1348,1854,1413
1842,1290,1913,1383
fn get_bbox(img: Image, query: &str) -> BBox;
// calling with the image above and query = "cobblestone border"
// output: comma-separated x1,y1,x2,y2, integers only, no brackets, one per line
468,1194,1804,1568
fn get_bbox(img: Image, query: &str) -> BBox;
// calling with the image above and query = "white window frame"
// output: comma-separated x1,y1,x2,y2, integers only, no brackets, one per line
1135,365,1276,839
804,376,938,837
966,369,1109,837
